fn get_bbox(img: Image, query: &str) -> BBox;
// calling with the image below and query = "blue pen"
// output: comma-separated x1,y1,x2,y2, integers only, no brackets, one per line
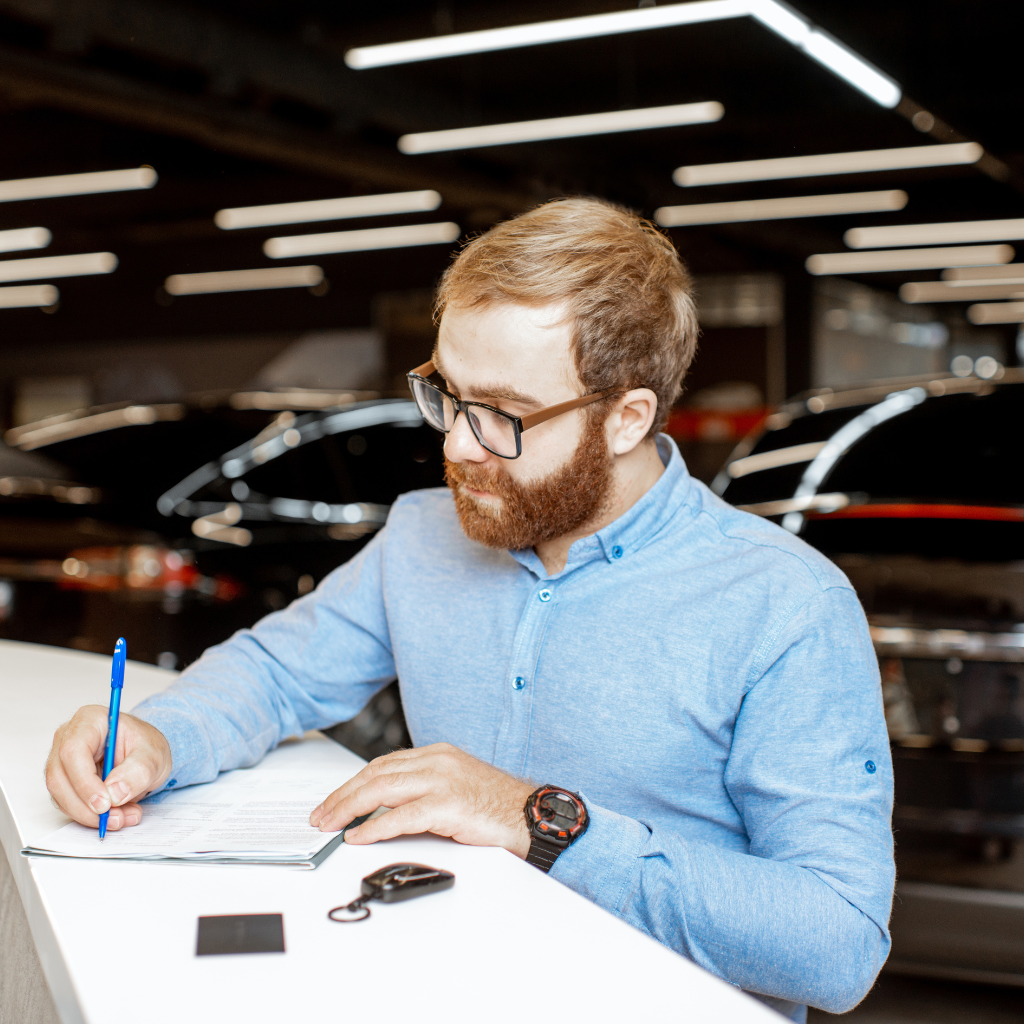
98,637,127,840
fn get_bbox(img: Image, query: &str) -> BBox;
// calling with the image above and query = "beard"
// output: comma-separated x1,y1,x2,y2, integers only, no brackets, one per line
445,413,614,551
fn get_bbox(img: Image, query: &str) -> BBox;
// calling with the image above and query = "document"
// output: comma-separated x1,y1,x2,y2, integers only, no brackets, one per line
23,765,358,869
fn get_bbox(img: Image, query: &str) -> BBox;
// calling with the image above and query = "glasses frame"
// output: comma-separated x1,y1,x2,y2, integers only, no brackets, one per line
407,360,615,460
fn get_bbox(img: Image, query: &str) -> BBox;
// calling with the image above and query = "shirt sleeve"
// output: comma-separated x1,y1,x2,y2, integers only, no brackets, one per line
131,527,396,789
548,585,894,1015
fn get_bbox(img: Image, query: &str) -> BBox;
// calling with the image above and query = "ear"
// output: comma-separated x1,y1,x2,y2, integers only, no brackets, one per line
605,388,658,456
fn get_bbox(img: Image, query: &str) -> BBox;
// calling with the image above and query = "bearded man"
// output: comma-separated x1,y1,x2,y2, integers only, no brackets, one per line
46,198,894,1021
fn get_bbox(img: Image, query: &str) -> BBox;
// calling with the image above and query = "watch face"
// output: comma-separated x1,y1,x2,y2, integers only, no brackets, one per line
528,787,587,844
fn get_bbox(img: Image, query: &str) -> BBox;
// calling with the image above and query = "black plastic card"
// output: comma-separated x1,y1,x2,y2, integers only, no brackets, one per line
196,914,285,956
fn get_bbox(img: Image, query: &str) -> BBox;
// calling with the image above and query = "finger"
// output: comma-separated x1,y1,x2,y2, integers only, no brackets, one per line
45,756,102,828
100,714,169,806
318,769,433,831
343,801,433,845
103,802,144,831
309,749,424,825
103,751,158,807
55,708,114,815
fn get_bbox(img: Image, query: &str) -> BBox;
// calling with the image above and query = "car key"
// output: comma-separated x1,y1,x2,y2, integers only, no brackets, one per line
328,863,455,922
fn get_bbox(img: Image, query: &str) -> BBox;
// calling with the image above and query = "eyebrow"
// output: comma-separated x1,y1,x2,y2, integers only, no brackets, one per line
432,354,540,406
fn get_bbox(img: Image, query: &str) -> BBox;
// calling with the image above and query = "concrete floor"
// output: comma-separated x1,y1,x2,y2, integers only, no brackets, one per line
808,974,1024,1024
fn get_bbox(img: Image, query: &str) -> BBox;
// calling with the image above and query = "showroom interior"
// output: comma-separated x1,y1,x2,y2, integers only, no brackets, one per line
0,2,1022,1022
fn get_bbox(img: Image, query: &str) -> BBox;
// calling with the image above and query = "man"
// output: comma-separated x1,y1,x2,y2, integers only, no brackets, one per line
47,198,894,1021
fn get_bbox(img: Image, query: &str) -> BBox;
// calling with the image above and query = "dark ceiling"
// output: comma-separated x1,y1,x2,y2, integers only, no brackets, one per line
0,0,1021,350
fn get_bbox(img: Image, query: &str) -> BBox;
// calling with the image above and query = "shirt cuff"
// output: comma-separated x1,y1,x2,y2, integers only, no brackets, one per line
547,796,651,915
131,702,211,793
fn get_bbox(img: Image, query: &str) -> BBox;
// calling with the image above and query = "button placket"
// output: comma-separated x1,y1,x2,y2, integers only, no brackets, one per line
492,583,555,773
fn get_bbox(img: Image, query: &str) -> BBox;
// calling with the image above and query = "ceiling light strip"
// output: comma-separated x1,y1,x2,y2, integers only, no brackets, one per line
345,0,901,105
655,189,906,226
350,2,897,107
0,227,51,254
899,281,1024,303
0,252,118,284
264,222,461,259
399,102,723,154
165,266,324,296
846,217,1024,249
345,0,749,67
0,167,157,204
0,284,58,309
805,244,1014,276
967,301,1024,325
214,190,442,230
674,142,982,187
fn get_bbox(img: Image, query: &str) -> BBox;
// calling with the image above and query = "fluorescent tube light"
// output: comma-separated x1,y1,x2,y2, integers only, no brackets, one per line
264,222,461,259
799,26,899,107
347,1,900,107
399,102,723,154
899,281,1024,303
674,142,982,187
0,252,118,284
0,167,156,204
0,227,51,254
943,264,1024,283
805,244,1014,276
346,1,749,67
967,301,1024,325
165,266,324,296
214,190,442,230
846,217,1024,249
655,189,906,227
0,284,58,309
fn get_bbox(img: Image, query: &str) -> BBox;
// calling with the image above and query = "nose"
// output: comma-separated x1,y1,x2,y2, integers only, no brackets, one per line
444,409,490,463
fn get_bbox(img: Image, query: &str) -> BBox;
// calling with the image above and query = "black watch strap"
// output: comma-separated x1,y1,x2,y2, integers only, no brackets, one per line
525,835,564,873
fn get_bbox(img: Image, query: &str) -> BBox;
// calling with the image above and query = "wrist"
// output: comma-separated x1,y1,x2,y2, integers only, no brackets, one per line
503,779,536,859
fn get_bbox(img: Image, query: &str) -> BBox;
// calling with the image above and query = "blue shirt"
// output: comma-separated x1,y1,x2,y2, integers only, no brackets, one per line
134,436,894,1020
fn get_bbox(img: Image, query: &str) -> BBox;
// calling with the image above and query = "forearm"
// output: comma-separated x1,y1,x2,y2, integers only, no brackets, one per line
133,534,397,789
132,631,316,789
550,803,890,1013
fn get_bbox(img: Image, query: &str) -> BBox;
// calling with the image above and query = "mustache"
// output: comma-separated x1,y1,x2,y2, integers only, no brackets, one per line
445,459,513,497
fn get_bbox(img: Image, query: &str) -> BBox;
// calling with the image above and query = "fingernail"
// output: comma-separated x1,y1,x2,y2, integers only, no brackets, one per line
108,814,121,829
107,781,129,804
125,812,140,826
345,827,359,839
89,793,110,812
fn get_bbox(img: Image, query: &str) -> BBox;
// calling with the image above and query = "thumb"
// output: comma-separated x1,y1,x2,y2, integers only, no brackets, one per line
103,715,171,806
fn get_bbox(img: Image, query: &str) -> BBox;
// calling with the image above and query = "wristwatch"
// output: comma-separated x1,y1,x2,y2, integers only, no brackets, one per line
524,785,589,872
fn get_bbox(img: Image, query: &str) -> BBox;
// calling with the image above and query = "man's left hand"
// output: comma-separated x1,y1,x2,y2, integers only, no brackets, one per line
309,743,534,858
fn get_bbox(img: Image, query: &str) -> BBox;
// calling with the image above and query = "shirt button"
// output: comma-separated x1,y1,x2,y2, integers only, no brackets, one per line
865,760,877,774
538,589,552,602
611,545,623,559
512,677,526,690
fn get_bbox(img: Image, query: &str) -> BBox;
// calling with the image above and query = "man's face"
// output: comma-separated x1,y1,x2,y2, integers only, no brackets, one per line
435,301,614,550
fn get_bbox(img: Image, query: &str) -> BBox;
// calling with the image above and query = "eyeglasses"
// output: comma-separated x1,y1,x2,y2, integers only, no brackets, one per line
407,360,614,459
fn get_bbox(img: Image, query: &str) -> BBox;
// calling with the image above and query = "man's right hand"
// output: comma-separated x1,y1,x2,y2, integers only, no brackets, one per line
45,707,173,831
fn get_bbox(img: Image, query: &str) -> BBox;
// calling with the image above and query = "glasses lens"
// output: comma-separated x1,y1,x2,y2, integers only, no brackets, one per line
411,378,454,433
467,404,519,458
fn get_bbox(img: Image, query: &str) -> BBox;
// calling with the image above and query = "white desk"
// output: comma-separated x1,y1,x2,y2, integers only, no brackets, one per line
1,640,776,1024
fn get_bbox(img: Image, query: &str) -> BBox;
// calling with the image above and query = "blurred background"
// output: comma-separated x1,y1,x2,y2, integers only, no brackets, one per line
0,2,1022,1018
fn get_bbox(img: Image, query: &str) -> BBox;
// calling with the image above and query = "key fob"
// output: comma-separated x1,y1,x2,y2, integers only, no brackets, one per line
361,863,455,904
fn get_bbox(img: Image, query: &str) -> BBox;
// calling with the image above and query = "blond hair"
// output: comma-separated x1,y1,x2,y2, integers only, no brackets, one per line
435,197,698,435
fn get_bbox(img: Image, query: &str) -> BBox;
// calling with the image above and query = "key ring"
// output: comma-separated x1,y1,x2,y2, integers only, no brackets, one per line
327,896,372,923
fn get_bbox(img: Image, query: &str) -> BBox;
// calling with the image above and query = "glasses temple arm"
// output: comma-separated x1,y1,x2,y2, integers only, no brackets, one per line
519,390,615,431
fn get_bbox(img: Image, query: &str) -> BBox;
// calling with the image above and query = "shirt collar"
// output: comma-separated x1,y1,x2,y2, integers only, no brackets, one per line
508,434,698,579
